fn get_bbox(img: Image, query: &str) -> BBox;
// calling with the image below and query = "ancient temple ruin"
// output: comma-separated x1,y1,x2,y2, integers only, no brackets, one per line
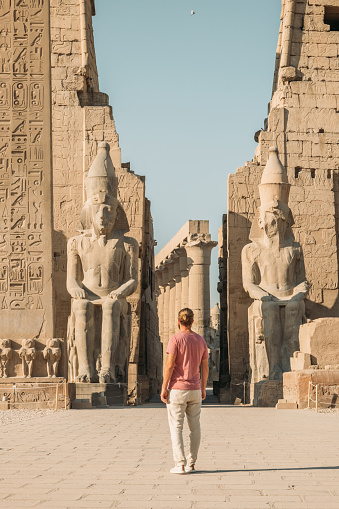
0,0,162,406
155,221,216,368
220,0,339,406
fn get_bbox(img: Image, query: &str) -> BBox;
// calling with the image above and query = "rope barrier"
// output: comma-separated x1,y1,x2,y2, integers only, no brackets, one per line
307,380,339,412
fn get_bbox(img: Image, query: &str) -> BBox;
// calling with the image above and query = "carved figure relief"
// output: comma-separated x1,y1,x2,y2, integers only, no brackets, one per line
43,338,61,377
67,312,78,382
242,147,308,382
66,142,138,384
19,338,36,377
0,338,12,377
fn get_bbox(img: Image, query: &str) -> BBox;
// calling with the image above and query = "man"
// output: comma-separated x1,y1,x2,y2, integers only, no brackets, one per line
161,308,209,474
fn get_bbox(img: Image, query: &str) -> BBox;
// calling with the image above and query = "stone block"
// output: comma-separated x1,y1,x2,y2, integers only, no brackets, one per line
299,318,339,367
283,370,339,409
219,386,231,404
250,381,283,407
290,351,312,371
71,383,127,406
72,399,92,409
276,399,298,410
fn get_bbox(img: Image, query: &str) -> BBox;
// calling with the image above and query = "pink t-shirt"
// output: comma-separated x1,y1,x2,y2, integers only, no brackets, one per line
166,331,209,390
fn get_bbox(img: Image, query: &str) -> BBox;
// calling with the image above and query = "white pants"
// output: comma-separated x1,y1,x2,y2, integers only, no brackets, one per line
167,389,202,466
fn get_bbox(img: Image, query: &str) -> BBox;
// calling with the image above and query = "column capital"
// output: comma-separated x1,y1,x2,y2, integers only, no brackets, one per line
186,235,217,266
165,257,175,283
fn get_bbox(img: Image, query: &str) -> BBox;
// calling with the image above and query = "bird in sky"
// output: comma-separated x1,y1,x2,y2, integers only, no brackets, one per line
191,10,195,16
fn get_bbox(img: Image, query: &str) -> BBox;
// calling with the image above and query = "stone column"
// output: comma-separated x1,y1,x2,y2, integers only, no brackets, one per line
162,264,170,364
179,250,189,309
167,257,176,340
156,268,165,342
186,236,217,339
173,252,182,332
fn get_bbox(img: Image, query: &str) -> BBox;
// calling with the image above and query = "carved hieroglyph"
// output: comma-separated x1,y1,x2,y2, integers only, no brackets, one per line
0,0,53,338
66,142,138,384
242,147,308,382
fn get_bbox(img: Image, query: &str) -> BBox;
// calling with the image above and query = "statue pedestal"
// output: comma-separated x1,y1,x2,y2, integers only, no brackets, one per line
250,380,283,407
70,383,127,407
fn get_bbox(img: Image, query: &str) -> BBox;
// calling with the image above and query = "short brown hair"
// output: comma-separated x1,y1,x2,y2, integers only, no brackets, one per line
178,308,194,327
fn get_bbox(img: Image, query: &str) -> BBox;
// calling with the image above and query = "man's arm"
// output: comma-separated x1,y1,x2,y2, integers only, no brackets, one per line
160,354,176,403
201,358,209,401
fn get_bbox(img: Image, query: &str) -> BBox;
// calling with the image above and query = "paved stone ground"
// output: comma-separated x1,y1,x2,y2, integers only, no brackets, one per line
0,391,339,509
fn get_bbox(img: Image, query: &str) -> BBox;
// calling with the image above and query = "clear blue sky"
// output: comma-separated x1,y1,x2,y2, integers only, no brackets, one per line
93,0,282,305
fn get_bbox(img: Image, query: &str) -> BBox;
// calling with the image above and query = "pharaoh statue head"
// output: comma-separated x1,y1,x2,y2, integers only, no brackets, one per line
250,147,294,243
79,142,129,234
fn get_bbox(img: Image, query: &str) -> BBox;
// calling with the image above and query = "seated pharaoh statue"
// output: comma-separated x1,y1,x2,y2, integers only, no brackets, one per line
66,142,138,384
242,147,308,383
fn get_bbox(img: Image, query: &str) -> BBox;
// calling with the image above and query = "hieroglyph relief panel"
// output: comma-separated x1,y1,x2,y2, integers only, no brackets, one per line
0,0,53,338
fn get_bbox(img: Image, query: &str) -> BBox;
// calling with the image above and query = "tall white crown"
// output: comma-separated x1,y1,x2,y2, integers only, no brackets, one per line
86,142,117,199
259,147,290,208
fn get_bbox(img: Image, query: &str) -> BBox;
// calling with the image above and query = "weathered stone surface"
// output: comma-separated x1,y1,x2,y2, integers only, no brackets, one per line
276,399,298,409
49,1,161,403
0,378,67,409
0,0,54,341
283,369,339,409
66,143,138,386
223,0,339,391
70,382,127,407
299,317,339,367
250,380,283,408
290,351,312,371
242,147,308,393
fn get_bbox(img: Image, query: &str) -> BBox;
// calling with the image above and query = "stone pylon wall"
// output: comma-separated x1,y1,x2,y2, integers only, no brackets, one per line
0,0,54,340
155,221,216,368
225,0,339,384
45,0,161,399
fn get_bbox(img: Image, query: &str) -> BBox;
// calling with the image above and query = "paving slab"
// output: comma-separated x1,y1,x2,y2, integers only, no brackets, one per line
0,396,338,509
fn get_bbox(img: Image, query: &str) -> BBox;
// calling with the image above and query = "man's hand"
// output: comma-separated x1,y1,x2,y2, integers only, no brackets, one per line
70,288,86,299
201,388,206,400
160,388,168,403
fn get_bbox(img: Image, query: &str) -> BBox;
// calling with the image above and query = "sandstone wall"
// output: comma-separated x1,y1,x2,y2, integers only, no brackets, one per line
50,0,161,396
0,0,54,343
226,0,339,383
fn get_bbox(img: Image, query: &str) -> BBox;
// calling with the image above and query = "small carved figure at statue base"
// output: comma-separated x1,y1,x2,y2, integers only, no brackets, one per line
67,314,78,383
43,339,61,378
19,339,36,378
66,143,138,384
0,339,12,378
242,147,308,384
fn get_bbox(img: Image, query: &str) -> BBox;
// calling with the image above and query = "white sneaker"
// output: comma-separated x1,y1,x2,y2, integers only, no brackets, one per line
185,464,195,473
170,465,186,474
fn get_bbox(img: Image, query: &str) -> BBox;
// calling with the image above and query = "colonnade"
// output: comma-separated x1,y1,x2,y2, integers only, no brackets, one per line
155,222,216,368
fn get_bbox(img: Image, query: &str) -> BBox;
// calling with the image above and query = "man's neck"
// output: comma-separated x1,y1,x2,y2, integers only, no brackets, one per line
179,326,192,333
